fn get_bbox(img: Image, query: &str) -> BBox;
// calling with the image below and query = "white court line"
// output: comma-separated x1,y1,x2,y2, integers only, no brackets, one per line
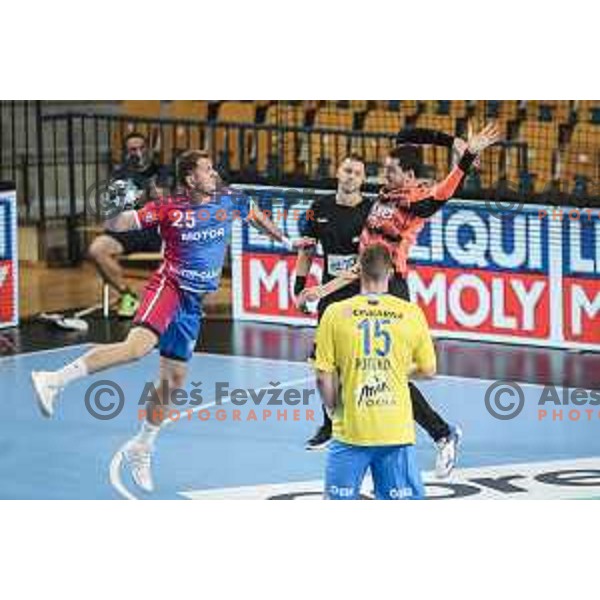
109,374,314,500
0,342,91,363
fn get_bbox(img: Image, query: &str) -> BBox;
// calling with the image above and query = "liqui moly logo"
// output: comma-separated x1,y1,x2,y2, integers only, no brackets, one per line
408,206,551,339
410,207,548,273
562,213,600,343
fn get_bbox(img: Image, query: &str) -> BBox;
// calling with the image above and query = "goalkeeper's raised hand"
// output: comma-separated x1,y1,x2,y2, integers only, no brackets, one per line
467,122,502,154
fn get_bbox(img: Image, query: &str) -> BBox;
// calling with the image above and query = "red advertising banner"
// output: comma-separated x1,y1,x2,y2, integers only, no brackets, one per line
231,186,600,350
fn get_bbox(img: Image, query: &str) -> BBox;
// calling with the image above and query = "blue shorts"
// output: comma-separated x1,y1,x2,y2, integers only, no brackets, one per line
158,291,204,363
134,273,205,363
324,440,424,500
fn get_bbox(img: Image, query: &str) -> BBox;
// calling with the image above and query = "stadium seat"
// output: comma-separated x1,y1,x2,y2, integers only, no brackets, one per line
518,121,559,147
349,101,369,112
308,106,373,175
207,125,257,173
421,100,467,118
208,102,257,172
421,145,451,179
517,121,559,193
166,100,208,121
527,146,555,193
314,108,354,130
551,101,572,123
570,122,600,148
256,106,306,175
121,101,161,117
217,101,256,124
162,101,208,161
503,146,522,186
349,135,395,167
321,101,367,112
302,101,321,111
420,100,437,114
308,118,351,177
265,104,306,127
107,100,600,195
415,114,456,137
255,130,301,176
363,110,403,133
308,130,352,178
399,101,418,116
525,101,572,123
575,101,600,123
254,106,308,175
479,145,521,191
472,100,519,123
560,123,600,186
371,101,416,116
448,101,468,117
559,146,597,186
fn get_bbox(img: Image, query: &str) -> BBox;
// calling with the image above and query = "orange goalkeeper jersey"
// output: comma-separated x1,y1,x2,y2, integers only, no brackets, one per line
360,152,475,276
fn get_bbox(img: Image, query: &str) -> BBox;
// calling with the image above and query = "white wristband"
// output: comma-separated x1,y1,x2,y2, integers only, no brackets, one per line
281,236,294,251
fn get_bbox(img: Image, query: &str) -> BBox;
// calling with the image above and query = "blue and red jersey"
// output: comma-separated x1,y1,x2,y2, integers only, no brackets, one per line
134,189,251,294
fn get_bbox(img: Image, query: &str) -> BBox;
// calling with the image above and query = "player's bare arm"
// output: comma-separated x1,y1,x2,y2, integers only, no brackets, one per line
248,204,316,251
315,369,339,417
296,264,360,308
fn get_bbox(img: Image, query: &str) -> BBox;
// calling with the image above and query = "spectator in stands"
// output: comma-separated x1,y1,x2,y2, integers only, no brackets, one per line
88,132,169,317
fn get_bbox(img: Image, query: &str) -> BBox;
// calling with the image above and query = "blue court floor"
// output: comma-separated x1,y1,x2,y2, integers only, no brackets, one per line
2,345,600,499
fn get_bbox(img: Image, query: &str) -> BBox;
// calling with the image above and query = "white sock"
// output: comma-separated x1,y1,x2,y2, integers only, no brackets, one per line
54,358,88,387
134,421,161,448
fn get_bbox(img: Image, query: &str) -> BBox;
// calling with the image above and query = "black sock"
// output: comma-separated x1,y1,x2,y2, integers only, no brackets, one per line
321,404,332,430
409,381,451,442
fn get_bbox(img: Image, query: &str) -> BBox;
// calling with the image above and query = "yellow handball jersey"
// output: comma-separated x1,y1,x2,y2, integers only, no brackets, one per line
314,293,436,446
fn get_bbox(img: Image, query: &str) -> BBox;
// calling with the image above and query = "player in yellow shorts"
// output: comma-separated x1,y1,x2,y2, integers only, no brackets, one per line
314,244,436,499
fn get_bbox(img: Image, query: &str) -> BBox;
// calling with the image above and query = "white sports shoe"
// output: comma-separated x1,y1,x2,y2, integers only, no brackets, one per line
123,441,154,493
435,426,462,479
31,371,63,418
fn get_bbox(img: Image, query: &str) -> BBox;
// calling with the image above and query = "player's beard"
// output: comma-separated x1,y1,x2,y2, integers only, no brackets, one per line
188,181,210,201
126,153,149,171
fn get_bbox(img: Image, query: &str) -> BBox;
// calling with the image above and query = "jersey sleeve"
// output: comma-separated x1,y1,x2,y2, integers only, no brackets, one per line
412,306,437,374
134,201,161,230
314,305,337,373
223,190,252,222
403,149,478,207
